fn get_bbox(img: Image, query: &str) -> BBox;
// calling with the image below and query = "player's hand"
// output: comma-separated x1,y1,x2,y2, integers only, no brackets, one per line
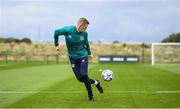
55,46,60,51
89,54,93,60
55,46,61,55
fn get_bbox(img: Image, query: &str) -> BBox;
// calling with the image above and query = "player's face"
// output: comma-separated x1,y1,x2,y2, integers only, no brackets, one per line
78,23,88,32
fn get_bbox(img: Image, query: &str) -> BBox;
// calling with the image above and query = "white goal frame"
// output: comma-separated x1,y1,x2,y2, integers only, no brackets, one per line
151,43,180,65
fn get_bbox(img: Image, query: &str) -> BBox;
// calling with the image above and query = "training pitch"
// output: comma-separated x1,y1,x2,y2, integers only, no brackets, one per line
0,63,180,108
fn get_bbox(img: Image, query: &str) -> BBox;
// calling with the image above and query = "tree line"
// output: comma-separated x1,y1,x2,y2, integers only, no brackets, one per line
0,32,179,44
112,32,180,44
0,37,31,43
161,33,180,42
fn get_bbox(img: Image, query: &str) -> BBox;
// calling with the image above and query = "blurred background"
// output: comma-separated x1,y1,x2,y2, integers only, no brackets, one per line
0,0,180,64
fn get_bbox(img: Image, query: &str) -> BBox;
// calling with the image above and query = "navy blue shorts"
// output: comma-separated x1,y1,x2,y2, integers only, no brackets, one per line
69,56,88,82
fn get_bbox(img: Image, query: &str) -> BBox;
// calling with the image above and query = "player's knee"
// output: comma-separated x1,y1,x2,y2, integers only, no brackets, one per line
81,74,88,81
77,77,84,82
76,74,88,82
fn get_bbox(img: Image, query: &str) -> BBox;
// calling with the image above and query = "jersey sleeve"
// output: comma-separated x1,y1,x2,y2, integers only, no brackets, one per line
84,32,91,55
54,27,68,46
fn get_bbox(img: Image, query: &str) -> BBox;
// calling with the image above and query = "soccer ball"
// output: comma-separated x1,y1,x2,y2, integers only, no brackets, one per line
101,69,113,81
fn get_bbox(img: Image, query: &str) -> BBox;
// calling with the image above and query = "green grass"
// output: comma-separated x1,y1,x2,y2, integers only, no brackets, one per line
0,63,180,108
153,64,180,74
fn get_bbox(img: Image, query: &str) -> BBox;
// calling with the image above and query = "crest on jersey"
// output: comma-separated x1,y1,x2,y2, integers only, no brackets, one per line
71,64,75,68
68,35,72,38
80,35,84,41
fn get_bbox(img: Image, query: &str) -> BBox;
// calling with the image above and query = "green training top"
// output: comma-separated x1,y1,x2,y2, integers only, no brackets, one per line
54,25,91,59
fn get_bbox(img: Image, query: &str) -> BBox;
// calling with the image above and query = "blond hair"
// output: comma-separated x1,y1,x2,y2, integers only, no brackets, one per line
78,17,89,25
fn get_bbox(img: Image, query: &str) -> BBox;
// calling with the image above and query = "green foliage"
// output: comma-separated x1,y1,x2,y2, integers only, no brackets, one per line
112,40,119,44
0,37,31,43
162,33,180,42
20,38,32,43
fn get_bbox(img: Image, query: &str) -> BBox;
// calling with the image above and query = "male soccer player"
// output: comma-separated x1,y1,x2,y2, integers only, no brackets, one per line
54,17,103,101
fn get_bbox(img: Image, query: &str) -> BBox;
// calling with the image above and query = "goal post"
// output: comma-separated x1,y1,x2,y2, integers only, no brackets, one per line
151,43,180,65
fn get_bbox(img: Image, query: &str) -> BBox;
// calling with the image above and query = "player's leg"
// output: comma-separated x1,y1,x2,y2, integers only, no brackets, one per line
79,56,103,94
70,57,93,101
89,79,103,94
85,62,103,93
80,56,94,101
69,58,84,82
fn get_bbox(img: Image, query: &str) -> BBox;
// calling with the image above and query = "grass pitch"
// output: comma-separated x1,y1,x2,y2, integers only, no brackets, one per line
0,63,180,108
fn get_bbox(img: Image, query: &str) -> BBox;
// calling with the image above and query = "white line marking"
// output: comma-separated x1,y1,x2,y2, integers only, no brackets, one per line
0,91,83,94
0,91,180,94
156,91,180,93
109,91,180,93
1,108,180,109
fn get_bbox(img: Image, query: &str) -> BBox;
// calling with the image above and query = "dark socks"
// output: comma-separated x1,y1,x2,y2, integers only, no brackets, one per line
89,79,95,84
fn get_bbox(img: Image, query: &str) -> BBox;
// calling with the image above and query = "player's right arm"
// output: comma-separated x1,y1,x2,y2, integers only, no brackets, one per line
54,27,68,51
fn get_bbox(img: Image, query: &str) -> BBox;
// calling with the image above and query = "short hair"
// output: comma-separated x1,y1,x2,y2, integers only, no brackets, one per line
78,17,89,25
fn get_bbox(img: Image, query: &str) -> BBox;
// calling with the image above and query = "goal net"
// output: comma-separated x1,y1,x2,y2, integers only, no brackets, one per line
151,43,180,65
